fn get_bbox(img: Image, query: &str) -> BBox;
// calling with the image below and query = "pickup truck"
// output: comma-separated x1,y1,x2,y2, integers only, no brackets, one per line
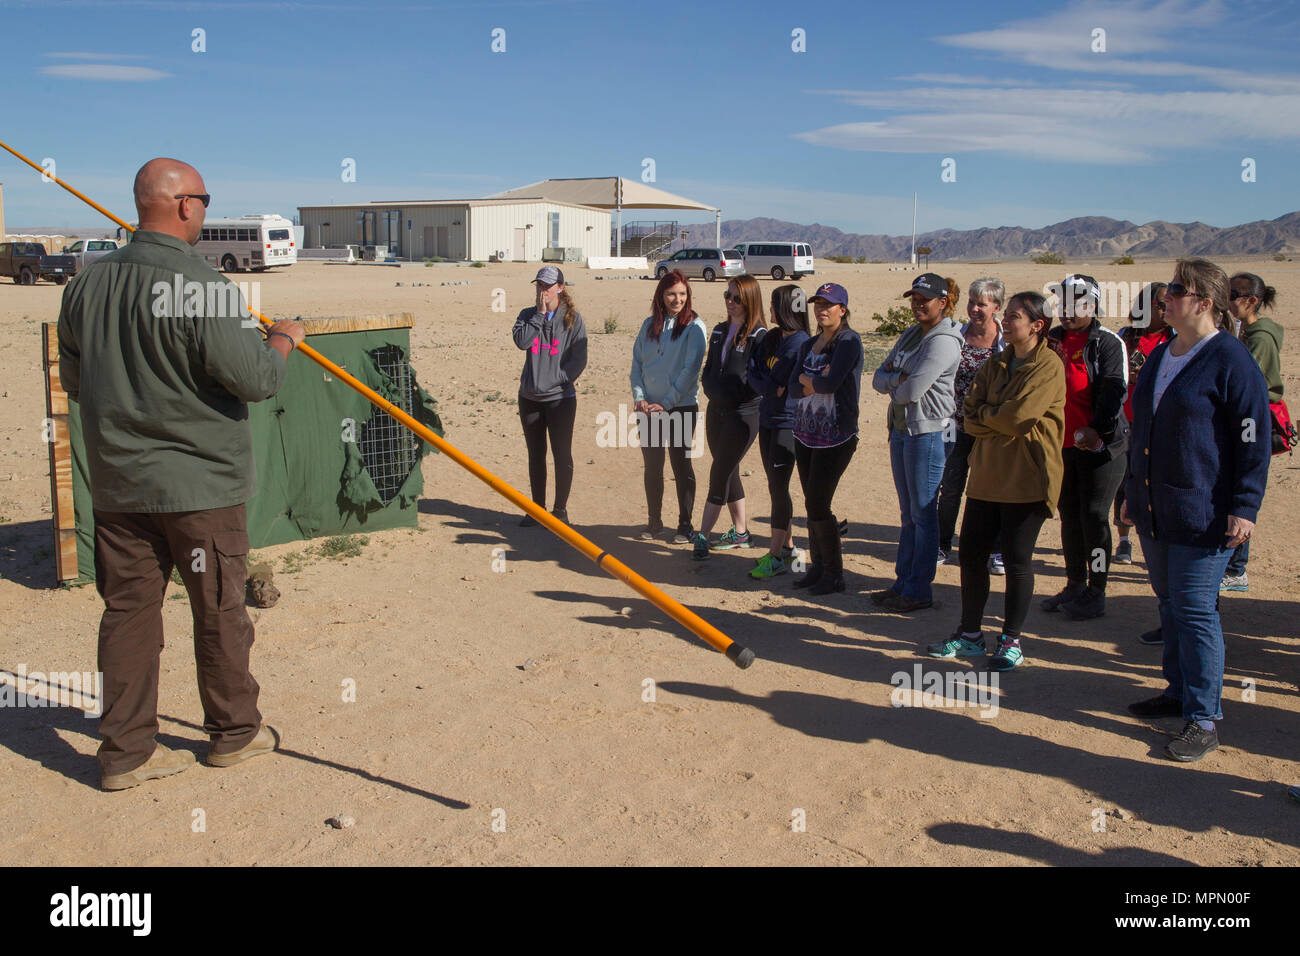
0,241,76,285
64,238,121,274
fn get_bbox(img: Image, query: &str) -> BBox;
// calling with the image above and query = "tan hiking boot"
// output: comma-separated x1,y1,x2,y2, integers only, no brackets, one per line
101,743,196,791
207,724,279,767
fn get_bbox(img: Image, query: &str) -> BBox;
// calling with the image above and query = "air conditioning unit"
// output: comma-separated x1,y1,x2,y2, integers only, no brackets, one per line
542,247,564,262
492,250,508,262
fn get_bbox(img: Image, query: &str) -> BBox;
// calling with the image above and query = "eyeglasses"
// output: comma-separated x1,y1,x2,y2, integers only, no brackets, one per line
1164,282,1206,299
1229,290,1254,301
723,291,742,302
174,193,211,208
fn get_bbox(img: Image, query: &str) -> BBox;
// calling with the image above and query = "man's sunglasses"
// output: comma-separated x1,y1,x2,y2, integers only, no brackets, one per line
174,193,211,208
1165,282,1206,299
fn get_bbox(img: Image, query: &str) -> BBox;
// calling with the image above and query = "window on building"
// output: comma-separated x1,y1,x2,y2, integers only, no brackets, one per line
549,211,560,247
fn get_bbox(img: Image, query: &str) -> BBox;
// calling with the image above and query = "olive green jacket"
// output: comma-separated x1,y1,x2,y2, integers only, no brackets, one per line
57,230,286,512
1241,316,1283,404
962,337,1066,515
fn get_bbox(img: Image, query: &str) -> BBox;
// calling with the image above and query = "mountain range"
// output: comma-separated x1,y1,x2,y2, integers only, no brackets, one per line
677,212,1300,261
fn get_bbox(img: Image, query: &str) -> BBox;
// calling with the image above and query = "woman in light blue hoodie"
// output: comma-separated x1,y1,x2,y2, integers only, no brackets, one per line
871,273,965,612
630,269,708,542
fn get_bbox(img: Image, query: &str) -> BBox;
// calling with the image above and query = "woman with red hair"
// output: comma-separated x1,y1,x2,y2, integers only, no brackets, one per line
631,270,709,542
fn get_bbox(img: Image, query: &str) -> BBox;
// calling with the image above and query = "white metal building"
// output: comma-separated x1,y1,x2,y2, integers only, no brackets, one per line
297,198,610,263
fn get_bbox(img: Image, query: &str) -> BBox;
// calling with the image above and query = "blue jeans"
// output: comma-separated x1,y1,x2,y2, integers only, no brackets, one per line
889,428,947,601
1139,533,1233,723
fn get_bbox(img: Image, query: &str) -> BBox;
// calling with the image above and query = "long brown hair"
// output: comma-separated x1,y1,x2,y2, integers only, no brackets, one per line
727,273,767,339
558,288,577,330
650,269,696,341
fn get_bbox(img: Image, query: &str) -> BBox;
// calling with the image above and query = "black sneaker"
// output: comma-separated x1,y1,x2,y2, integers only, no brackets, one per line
1137,628,1163,646
672,526,694,545
838,518,849,537
870,588,899,607
551,508,569,525
1113,538,1133,565
519,513,538,527
1165,721,1219,762
1127,694,1182,718
1041,581,1086,613
1062,586,1106,620
638,524,663,541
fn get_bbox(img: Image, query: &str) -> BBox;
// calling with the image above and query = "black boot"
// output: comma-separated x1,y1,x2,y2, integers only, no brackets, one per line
792,521,823,589
809,517,845,594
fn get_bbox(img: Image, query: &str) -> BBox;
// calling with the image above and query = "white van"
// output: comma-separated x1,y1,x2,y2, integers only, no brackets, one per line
738,241,815,280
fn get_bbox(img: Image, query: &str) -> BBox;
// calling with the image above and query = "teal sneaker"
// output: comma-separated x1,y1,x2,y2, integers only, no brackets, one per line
927,631,987,659
749,553,786,580
692,532,710,561
988,637,1024,671
712,527,752,550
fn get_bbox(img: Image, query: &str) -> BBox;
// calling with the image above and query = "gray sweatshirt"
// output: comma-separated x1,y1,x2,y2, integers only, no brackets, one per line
513,305,588,402
871,317,965,435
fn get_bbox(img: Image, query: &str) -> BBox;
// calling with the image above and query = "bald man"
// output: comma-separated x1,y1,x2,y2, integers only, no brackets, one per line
57,158,305,790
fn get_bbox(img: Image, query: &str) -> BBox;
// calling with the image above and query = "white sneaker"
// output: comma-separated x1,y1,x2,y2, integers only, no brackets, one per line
989,553,1006,575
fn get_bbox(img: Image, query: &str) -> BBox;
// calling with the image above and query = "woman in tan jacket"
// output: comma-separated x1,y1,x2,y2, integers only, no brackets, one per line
927,291,1065,671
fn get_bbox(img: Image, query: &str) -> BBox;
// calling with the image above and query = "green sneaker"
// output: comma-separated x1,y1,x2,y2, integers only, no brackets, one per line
692,532,710,561
749,553,786,580
712,527,752,550
988,637,1023,671
926,631,987,659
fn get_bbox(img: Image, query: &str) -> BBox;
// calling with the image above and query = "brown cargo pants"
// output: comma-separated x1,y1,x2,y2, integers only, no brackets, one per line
93,503,261,777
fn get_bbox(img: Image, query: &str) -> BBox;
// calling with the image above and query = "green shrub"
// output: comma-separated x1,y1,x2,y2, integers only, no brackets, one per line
470,261,485,268
872,305,915,336
1273,252,1288,261
317,535,369,559
1111,255,1134,265
1032,251,1066,265
604,313,619,334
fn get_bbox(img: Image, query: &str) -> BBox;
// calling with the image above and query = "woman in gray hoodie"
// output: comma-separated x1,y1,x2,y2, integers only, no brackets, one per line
871,273,965,612
512,266,587,526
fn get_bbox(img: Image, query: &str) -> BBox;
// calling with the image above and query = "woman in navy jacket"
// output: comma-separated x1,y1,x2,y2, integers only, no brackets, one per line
1123,258,1270,763
747,283,812,579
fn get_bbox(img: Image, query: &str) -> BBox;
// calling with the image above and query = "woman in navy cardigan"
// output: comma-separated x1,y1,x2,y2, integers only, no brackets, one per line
1123,258,1270,763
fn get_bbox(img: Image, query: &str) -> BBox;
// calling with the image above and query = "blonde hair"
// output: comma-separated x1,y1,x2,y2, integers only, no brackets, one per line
1173,258,1229,318
558,288,578,330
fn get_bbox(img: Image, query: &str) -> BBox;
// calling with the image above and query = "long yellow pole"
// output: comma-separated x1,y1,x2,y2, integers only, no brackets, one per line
3,141,754,668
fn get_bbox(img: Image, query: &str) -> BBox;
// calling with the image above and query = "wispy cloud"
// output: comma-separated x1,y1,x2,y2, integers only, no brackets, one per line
41,63,171,81
796,0,1300,164
44,52,148,60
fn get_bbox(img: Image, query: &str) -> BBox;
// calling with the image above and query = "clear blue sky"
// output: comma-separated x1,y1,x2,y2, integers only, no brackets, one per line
3,0,1298,236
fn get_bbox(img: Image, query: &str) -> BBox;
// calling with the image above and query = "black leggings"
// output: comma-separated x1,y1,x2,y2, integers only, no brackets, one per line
640,404,698,531
705,404,759,506
1059,447,1127,590
937,431,975,552
518,395,576,511
759,427,797,533
794,436,858,521
959,498,1050,639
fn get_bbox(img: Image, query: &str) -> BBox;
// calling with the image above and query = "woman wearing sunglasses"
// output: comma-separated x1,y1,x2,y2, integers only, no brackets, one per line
1113,282,1170,571
747,283,812,579
1220,272,1282,592
1123,259,1270,762
690,274,767,559
1041,273,1129,620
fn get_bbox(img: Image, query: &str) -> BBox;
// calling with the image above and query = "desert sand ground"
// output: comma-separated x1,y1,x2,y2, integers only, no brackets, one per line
0,256,1296,866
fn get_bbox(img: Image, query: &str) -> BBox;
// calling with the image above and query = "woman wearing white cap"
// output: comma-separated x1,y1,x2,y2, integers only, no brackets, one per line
871,273,965,612
1041,273,1129,619
512,266,587,526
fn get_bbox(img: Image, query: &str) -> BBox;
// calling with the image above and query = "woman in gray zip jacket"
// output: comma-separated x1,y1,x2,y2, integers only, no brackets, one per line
512,266,587,526
871,273,965,612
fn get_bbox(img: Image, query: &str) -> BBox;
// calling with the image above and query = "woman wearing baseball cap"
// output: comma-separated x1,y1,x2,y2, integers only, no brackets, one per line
871,273,965,612
512,266,587,526
1042,273,1129,619
790,282,863,594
